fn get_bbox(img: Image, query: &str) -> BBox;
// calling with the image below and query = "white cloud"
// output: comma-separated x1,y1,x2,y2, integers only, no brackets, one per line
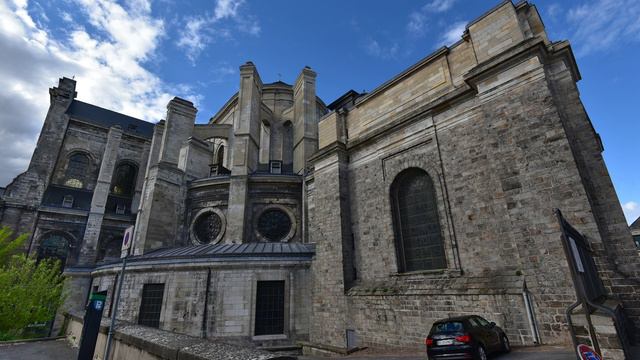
407,11,428,37
439,20,466,46
0,0,200,186
566,0,640,56
214,0,243,19
176,0,259,64
177,16,213,64
364,38,399,60
424,0,457,13
622,201,640,225
407,0,458,37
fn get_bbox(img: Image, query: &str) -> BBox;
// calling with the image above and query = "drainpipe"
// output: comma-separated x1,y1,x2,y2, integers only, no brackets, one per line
201,268,211,338
522,282,541,344
301,168,306,243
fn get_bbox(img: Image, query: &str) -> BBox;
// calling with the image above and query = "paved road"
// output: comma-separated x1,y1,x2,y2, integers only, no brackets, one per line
0,338,78,360
0,339,576,360
299,346,576,360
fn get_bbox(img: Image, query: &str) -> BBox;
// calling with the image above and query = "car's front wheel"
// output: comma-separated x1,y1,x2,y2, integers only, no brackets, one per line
476,345,488,360
501,334,511,353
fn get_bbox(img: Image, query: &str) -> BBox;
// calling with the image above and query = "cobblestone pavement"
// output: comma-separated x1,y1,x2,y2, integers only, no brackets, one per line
0,338,78,360
299,346,576,360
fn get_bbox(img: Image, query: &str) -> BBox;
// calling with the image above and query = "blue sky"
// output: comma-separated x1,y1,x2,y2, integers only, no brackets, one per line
0,0,638,223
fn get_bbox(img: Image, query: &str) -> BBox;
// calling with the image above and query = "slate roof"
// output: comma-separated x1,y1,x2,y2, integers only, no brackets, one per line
136,242,315,260
66,100,155,139
631,216,640,231
94,243,315,269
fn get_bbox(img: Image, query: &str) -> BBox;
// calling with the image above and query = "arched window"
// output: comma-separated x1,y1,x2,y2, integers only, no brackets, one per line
64,153,90,188
37,233,70,269
390,168,446,272
111,162,137,197
216,145,225,166
259,120,271,164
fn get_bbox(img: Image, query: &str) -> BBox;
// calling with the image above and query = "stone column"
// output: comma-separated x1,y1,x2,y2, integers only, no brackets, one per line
225,62,262,243
78,126,123,265
133,98,196,254
293,67,318,174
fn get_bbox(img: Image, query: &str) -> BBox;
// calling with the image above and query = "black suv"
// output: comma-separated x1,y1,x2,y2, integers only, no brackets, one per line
426,315,510,360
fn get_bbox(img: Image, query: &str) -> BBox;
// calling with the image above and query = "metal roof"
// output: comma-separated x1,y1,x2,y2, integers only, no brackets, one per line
128,242,315,262
66,100,155,139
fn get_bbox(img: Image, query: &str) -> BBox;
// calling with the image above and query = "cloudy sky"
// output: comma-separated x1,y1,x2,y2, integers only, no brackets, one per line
0,0,638,223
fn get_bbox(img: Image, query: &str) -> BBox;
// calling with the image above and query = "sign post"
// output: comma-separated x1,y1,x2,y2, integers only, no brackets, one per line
103,225,134,360
77,290,107,360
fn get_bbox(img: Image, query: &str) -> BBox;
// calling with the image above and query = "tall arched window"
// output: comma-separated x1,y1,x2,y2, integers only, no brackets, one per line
216,145,225,166
111,162,137,197
390,168,446,272
282,121,293,165
37,233,70,269
64,153,90,188
259,120,271,164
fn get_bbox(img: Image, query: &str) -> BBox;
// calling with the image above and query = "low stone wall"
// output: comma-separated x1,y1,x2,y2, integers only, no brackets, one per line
64,312,296,360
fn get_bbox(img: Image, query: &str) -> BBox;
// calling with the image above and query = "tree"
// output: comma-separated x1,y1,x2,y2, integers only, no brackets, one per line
0,227,66,340
0,226,28,263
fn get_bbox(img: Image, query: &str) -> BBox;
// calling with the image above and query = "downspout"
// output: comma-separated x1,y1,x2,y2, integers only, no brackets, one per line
201,268,212,338
301,169,306,243
522,281,541,344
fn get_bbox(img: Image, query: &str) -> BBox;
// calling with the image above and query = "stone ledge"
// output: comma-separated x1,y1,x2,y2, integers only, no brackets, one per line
64,312,296,360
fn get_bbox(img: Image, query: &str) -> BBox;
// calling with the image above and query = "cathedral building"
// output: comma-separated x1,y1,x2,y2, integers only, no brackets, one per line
1,1,638,358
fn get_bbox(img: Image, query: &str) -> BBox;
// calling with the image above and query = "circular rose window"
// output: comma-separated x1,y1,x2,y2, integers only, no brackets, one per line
257,208,292,242
193,211,223,244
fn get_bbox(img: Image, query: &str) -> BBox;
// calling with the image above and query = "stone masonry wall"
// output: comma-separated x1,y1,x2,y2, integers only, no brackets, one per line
92,262,311,343
308,2,634,351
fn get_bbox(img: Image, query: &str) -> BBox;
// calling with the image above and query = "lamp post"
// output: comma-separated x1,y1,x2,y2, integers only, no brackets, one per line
103,225,134,360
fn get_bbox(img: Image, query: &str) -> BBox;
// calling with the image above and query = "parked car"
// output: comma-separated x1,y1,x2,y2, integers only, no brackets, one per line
425,315,510,360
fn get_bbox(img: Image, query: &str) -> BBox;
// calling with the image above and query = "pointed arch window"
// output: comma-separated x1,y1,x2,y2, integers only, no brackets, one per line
390,168,446,272
64,153,90,188
216,145,225,166
111,162,137,197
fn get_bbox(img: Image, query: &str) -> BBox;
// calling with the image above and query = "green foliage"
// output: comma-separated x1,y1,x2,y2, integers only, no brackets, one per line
0,226,28,264
0,228,66,340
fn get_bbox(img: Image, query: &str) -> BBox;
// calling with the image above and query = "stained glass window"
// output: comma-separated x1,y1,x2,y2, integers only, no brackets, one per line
257,209,291,242
193,211,223,244
111,163,137,196
391,168,446,272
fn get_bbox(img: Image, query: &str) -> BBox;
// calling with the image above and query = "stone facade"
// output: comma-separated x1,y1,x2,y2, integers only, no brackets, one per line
1,1,638,358
307,0,640,356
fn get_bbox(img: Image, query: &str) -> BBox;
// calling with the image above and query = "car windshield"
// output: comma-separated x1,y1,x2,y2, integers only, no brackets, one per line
432,321,464,333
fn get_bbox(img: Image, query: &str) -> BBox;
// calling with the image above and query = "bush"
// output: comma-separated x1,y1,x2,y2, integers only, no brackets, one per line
0,227,66,340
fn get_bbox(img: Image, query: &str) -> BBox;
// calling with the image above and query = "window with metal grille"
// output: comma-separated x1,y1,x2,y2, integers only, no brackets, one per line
138,283,164,328
390,168,446,272
254,281,285,336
